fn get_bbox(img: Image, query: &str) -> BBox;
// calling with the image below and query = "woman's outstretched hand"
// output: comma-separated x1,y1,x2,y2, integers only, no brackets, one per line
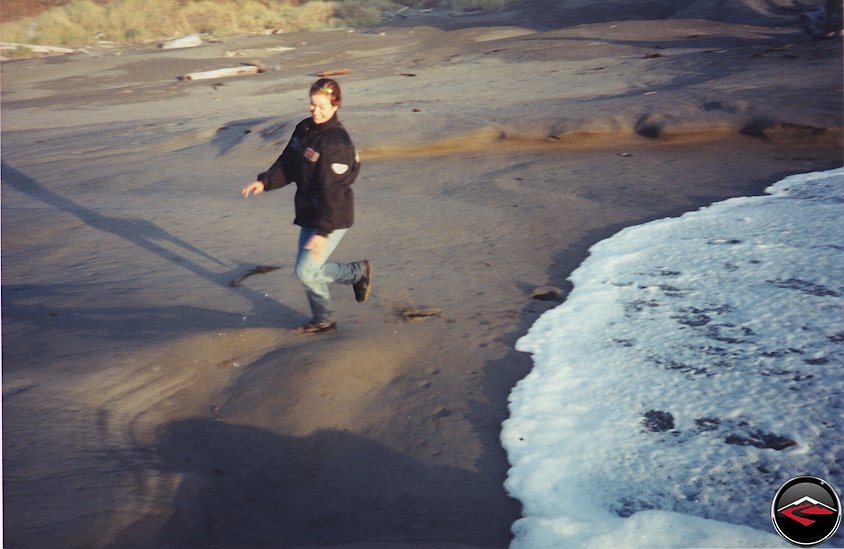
242,181,265,197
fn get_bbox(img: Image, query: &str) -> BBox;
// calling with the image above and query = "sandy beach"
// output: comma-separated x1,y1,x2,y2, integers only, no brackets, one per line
2,0,841,547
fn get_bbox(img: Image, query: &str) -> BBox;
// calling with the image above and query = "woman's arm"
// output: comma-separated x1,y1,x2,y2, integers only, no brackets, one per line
253,120,306,192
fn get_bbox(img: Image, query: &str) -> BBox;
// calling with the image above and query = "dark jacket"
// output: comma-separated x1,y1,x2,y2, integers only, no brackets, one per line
258,114,360,237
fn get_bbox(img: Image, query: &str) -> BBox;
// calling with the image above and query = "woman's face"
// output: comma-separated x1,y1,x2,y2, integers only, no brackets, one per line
309,93,338,125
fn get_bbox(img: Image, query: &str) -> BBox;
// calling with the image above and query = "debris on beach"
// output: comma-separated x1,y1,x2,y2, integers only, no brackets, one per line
0,42,82,59
317,68,350,77
400,307,444,321
215,359,241,370
181,62,267,81
529,286,563,301
230,265,281,287
391,291,443,321
160,35,203,50
225,46,295,57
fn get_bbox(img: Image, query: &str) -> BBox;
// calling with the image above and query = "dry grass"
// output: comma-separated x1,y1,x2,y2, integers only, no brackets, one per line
0,0,362,45
0,0,509,47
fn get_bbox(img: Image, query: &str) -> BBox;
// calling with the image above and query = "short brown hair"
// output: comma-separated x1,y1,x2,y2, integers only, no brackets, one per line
310,78,342,107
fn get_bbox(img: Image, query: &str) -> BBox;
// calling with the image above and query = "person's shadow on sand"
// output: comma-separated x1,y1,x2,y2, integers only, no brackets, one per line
109,418,515,548
1,162,297,329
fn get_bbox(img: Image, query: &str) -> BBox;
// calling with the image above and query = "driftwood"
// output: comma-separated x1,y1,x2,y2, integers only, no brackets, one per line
0,42,79,55
181,62,266,81
400,307,443,321
230,265,281,287
161,35,202,50
225,46,295,58
317,68,350,77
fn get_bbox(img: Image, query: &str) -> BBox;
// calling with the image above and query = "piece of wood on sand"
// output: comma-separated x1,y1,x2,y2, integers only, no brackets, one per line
160,35,203,50
0,42,80,55
317,68,350,77
400,306,443,321
181,62,267,81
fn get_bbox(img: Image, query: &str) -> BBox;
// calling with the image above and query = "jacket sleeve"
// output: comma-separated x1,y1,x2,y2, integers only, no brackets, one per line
257,124,301,191
313,138,360,237
257,155,288,191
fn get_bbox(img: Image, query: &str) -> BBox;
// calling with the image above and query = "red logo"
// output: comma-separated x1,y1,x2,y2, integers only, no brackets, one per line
778,496,836,527
304,147,320,162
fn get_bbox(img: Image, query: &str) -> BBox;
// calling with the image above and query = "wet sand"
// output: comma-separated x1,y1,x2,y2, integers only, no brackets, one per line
2,1,841,547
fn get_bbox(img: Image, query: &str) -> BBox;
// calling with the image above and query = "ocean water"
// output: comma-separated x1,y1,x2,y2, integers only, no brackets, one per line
502,168,844,548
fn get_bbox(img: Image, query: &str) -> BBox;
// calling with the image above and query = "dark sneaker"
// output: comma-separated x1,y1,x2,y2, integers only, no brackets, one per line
353,260,372,303
296,320,337,335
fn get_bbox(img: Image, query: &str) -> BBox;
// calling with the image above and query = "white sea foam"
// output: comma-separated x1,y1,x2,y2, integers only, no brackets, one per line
503,168,844,548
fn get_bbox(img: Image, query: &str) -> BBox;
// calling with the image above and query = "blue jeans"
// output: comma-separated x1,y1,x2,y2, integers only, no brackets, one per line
295,227,364,322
